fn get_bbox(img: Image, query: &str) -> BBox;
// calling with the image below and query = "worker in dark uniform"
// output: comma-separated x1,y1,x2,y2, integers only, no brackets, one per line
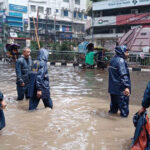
0,91,6,130
16,47,32,100
108,45,131,117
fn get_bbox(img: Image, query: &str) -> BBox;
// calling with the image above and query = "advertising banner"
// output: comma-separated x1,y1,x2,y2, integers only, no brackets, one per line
94,16,116,26
9,4,27,13
62,26,71,32
9,12,23,18
59,33,72,40
93,0,150,11
116,13,150,25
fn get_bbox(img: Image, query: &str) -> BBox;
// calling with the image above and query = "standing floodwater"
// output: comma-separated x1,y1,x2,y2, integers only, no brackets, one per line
0,63,150,150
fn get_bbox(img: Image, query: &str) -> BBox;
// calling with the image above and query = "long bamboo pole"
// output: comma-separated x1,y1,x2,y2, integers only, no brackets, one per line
32,16,40,50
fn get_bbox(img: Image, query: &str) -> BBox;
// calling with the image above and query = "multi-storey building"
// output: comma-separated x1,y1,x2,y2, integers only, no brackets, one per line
85,0,150,50
0,0,88,47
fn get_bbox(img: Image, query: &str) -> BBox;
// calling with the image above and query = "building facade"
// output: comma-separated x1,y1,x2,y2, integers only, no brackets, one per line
85,0,150,50
0,0,88,48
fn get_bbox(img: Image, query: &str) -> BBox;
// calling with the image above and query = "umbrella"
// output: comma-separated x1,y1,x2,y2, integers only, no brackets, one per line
6,43,20,51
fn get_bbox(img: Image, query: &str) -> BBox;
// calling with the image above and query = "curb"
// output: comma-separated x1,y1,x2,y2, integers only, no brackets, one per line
128,67,150,72
49,62,80,67
49,62,150,72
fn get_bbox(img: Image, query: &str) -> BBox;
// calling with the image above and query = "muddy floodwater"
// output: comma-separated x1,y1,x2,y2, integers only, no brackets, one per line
0,63,150,150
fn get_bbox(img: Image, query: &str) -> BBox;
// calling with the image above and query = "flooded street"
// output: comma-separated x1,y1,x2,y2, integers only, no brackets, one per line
0,63,150,150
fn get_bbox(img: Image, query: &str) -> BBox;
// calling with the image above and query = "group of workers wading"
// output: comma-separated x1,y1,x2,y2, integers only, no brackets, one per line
0,47,53,130
0,43,150,149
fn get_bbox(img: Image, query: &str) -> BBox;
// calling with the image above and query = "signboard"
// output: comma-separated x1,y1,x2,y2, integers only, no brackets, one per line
94,16,116,27
29,0,47,3
93,0,150,11
62,26,71,32
9,4,27,13
59,33,72,40
116,13,150,25
10,32,18,38
9,12,22,18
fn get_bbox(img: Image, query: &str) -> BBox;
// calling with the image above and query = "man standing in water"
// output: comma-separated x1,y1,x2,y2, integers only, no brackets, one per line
16,47,32,100
0,91,6,130
29,48,53,110
108,45,131,117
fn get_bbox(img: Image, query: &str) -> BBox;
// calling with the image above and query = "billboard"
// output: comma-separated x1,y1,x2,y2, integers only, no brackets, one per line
94,16,116,27
93,0,150,11
9,4,27,13
116,13,150,25
9,12,23,18
59,33,72,40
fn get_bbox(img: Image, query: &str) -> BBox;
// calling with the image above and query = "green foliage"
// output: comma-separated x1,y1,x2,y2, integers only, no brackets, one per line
60,41,71,51
30,41,44,51
47,42,60,51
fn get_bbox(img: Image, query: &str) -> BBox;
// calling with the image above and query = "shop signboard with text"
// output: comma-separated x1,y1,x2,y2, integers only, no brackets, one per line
93,0,150,11
116,13,150,25
9,4,27,13
94,16,116,27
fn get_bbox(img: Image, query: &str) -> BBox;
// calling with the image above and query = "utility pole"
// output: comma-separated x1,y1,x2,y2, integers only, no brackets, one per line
45,8,48,46
2,9,7,55
91,2,94,43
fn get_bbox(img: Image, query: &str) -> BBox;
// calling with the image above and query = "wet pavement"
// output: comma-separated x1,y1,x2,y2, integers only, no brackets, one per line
0,63,150,150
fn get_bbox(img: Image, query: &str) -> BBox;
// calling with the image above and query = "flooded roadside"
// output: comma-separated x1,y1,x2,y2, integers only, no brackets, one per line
0,64,149,150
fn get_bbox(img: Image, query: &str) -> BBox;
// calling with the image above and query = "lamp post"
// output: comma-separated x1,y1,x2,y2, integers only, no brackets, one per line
53,11,56,42
2,9,7,55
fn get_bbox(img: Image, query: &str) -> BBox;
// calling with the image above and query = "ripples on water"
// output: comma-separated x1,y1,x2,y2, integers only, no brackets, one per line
0,63,150,150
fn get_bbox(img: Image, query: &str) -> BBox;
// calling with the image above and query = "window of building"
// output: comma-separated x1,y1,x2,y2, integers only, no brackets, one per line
64,10,68,16
75,0,80,5
31,5,36,12
56,9,59,13
63,0,69,2
47,8,51,15
0,3,3,10
78,12,82,19
84,14,87,19
131,9,138,14
74,11,77,18
141,33,147,36
38,6,44,13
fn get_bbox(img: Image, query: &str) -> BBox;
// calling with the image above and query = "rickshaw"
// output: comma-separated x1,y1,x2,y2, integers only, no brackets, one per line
94,47,109,69
4,43,20,63
78,41,109,69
